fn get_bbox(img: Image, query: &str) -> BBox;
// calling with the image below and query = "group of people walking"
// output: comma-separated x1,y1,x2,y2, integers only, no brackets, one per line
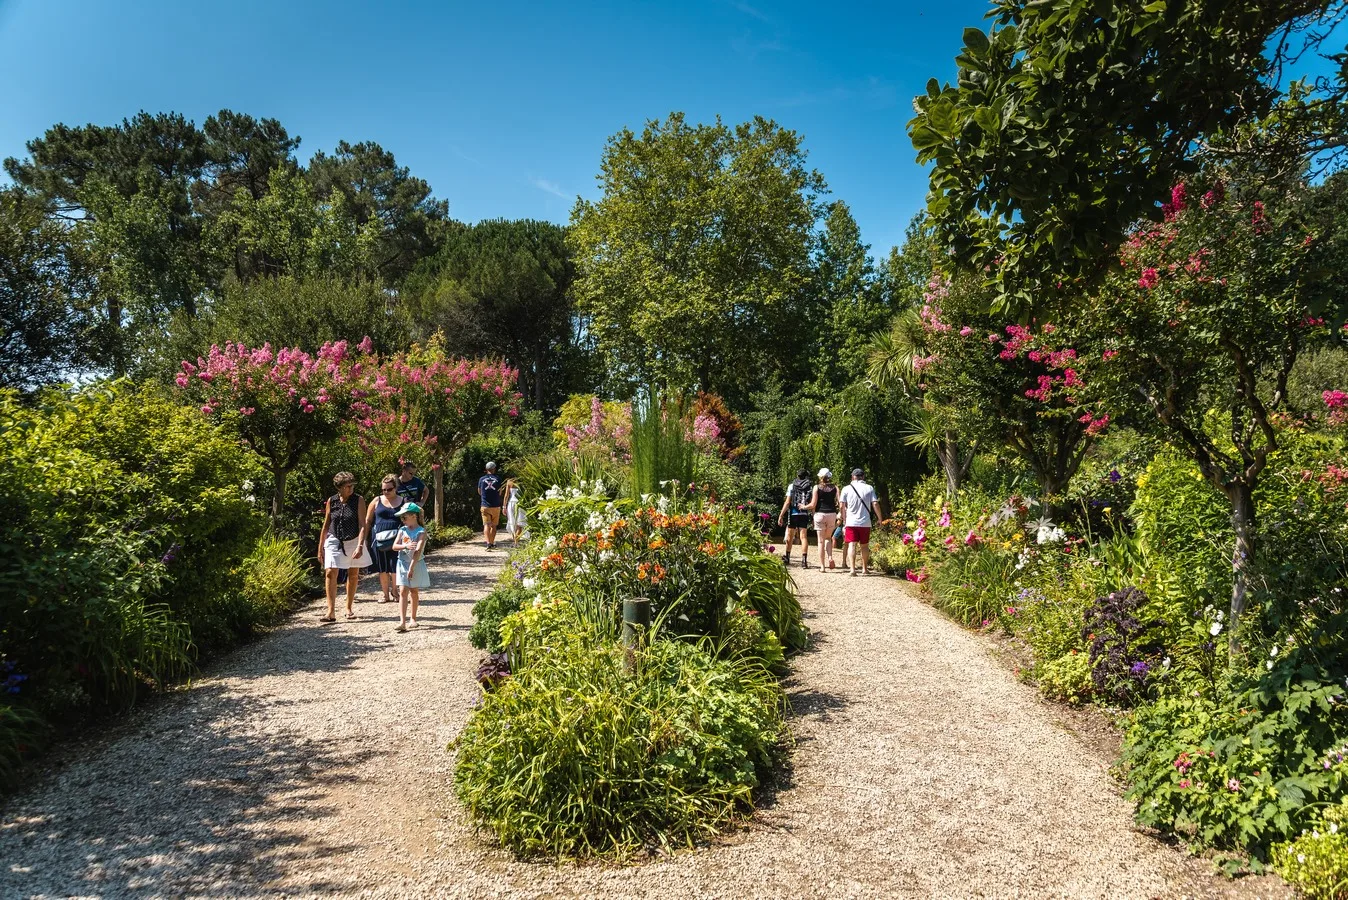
316,460,526,633
317,460,431,632
777,466,882,576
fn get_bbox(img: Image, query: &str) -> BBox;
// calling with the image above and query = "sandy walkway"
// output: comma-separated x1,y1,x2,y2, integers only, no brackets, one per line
0,541,1288,899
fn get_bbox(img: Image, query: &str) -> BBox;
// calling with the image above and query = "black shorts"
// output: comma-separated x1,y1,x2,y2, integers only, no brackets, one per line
788,512,811,529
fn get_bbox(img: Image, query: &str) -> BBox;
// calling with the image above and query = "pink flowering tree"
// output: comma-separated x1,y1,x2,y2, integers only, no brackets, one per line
873,272,1106,501
379,353,520,525
176,338,374,519
1092,180,1337,654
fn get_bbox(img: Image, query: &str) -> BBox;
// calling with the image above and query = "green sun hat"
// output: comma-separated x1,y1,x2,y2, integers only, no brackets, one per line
400,502,423,518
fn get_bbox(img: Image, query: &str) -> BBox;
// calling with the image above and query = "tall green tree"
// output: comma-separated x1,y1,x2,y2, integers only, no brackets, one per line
569,113,827,405
0,189,99,388
810,201,884,395
405,219,576,410
307,140,449,284
909,0,1344,312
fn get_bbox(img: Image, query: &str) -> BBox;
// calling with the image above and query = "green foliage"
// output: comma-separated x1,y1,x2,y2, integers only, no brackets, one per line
1131,449,1229,609
0,702,48,788
1037,652,1093,705
569,113,827,404
240,532,309,625
453,600,784,857
425,522,474,549
718,606,786,674
1121,644,1348,856
0,382,271,725
927,541,1017,627
1272,801,1348,900
909,0,1338,311
469,581,529,653
516,449,625,503
629,391,695,500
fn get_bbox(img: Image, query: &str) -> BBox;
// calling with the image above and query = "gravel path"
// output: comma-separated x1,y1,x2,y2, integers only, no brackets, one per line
0,540,1290,899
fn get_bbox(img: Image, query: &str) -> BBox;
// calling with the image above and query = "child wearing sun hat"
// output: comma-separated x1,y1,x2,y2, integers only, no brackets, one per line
391,502,430,632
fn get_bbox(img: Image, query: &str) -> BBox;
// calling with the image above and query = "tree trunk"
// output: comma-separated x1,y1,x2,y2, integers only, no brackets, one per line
1226,482,1255,660
433,465,445,527
271,467,287,523
937,432,971,498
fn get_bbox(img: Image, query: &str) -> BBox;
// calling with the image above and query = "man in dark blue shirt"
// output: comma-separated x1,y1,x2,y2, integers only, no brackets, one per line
477,461,504,550
397,460,428,521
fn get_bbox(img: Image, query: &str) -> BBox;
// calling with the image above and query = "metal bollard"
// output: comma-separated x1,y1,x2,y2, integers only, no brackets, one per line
622,597,651,673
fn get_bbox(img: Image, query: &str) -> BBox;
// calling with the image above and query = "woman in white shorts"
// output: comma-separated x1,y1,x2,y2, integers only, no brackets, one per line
318,471,366,622
808,468,839,570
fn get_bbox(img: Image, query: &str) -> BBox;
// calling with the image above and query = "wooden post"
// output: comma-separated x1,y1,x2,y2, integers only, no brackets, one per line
622,597,651,673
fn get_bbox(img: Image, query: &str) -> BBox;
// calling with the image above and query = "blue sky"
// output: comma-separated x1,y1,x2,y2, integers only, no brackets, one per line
0,0,998,256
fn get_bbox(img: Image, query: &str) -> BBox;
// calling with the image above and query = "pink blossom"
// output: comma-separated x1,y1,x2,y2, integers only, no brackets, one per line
959,326,973,337
1137,267,1160,290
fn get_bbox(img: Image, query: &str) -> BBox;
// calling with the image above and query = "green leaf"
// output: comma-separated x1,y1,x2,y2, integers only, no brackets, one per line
962,27,991,55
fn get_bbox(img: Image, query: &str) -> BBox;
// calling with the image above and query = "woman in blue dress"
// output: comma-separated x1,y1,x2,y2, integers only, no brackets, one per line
364,474,405,603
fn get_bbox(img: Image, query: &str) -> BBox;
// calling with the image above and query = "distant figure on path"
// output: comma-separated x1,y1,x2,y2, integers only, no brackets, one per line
503,477,526,547
365,474,405,603
478,461,504,550
396,460,428,521
392,503,430,632
840,467,882,577
808,468,839,571
777,468,815,569
319,472,366,621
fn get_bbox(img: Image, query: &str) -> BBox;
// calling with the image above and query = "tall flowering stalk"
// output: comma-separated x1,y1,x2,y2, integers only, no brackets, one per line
378,353,520,524
177,338,374,519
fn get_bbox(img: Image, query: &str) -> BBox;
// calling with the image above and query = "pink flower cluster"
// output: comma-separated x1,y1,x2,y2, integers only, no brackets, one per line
1327,390,1348,427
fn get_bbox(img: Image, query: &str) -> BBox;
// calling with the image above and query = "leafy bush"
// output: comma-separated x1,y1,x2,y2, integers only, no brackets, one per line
718,606,786,674
240,532,310,625
469,581,530,652
426,522,474,548
927,543,1017,626
1130,449,1229,611
1272,800,1348,899
0,701,47,788
1121,645,1348,856
1037,652,1093,704
453,600,784,857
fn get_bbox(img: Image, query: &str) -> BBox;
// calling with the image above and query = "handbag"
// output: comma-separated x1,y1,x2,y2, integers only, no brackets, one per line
374,529,399,551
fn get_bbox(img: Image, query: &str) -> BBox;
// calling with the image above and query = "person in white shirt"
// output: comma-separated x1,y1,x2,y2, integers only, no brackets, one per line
839,467,882,576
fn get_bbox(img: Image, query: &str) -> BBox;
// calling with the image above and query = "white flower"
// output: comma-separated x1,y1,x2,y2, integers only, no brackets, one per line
657,496,670,513
599,550,615,563
1298,853,1306,864
1210,622,1224,636
543,536,558,552
1267,660,1275,670
522,577,537,590
1331,823,1340,835
531,597,543,608
1270,646,1280,657
1162,657,1171,669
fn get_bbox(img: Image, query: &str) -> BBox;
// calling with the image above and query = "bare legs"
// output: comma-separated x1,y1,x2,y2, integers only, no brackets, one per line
398,585,420,629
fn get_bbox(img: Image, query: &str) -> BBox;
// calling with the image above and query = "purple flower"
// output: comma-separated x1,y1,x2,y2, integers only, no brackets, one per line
160,542,182,566
1129,661,1150,676
1108,469,1122,484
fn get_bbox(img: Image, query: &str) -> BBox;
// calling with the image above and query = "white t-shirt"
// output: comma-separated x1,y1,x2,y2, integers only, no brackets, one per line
840,480,878,527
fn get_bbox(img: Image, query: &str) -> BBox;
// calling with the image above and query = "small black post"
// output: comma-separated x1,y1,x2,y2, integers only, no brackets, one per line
622,597,651,673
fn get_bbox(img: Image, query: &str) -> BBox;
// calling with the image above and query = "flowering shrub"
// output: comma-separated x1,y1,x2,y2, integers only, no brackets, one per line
177,338,372,517
1082,587,1163,705
552,394,631,459
1272,800,1348,899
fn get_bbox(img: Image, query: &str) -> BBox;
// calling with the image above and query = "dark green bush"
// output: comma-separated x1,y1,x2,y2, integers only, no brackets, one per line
468,582,529,652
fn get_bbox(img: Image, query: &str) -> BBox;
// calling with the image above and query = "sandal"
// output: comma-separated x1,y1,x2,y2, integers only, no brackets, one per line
395,624,407,633
318,615,337,623
345,612,358,620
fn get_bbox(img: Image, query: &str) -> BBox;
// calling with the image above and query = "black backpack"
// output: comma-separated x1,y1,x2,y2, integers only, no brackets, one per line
790,479,813,513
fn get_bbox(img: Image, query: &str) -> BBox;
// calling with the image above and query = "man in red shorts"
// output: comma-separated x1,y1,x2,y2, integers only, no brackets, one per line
840,467,882,576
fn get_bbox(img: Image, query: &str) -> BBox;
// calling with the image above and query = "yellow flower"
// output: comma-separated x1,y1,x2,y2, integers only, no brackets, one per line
1013,532,1024,541
1103,507,1112,514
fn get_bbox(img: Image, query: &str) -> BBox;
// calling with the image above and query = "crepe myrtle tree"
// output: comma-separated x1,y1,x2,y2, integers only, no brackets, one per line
177,337,375,519
1089,181,1339,655
373,349,520,525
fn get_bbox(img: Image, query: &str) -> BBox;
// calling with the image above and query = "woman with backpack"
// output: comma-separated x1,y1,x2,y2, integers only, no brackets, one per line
365,474,405,604
318,472,367,622
807,468,839,571
776,468,815,569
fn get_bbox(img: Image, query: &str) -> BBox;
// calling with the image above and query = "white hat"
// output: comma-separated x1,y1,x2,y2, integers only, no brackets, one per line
817,468,832,479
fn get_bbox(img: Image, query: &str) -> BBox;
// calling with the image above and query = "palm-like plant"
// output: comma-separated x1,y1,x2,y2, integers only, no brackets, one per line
867,309,976,497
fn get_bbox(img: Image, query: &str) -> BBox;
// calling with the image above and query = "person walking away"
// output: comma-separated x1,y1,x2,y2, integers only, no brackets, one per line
503,478,527,547
391,503,430,632
318,472,366,621
478,462,504,550
776,468,815,568
396,460,428,521
808,468,839,571
840,467,883,576
365,474,405,603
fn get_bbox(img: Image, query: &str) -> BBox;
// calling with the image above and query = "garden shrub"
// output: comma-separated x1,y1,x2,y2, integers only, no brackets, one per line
454,600,784,857
240,532,310,625
927,543,1017,626
1082,587,1163,705
425,522,474,548
1037,652,1093,704
1272,799,1348,899
1121,642,1348,856
1130,448,1229,611
718,606,786,674
469,581,530,653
